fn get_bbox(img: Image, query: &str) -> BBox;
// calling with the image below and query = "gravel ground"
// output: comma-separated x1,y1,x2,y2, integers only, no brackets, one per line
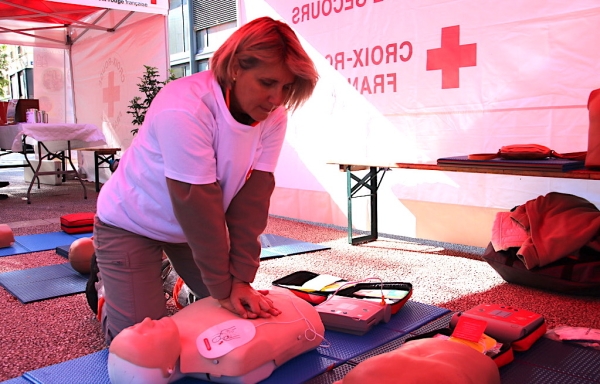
1,172,599,382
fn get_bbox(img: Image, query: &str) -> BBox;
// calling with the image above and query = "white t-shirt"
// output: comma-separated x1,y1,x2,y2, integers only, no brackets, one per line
97,70,287,242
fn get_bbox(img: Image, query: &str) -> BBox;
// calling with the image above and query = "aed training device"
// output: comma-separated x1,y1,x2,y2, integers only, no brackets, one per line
450,304,545,343
315,296,392,335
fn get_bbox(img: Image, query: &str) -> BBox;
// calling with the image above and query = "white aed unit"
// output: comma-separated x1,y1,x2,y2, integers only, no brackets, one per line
316,295,392,335
24,159,63,185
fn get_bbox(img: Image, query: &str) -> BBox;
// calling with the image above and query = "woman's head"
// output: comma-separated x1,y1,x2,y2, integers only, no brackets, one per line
211,17,318,117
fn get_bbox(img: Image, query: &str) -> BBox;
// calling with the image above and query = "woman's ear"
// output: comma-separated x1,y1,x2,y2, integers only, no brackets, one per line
231,61,240,82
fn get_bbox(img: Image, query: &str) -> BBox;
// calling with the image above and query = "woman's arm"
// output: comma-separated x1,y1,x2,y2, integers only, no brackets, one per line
166,179,232,299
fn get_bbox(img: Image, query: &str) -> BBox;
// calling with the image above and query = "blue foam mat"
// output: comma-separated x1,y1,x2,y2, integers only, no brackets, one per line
260,234,330,259
15,348,341,384
316,301,449,362
0,377,31,384
382,300,451,333
172,350,341,384
0,232,92,257
0,242,30,257
500,338,600,384
55,245,70,258
13,302,600,384
53,233,328,260
22,349,110,384
0,263,89,303
12,302,447,384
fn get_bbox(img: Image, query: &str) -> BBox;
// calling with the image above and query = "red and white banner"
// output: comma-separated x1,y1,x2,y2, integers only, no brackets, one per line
70,13,168,182
47,0,169,15
241,0,600,246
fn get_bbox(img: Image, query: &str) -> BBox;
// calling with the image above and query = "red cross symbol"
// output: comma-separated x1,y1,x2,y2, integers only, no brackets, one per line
427,25,477,89
102,71,120,118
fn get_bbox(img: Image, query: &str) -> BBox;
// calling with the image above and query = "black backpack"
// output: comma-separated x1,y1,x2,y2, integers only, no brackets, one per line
482,242,600,296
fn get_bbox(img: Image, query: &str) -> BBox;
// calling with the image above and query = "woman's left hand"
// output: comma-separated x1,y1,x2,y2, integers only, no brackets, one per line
218,278,282,319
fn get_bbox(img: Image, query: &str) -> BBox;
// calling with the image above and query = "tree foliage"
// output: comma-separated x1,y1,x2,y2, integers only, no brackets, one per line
0,45,10,100
127,65,175,135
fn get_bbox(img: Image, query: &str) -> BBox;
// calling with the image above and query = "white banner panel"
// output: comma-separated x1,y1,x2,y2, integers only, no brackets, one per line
47,0,169,15
241,0,600,245
33,48,74,124
71,13,167,181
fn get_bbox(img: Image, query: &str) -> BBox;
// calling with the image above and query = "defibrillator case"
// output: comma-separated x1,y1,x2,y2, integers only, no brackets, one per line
272,271,413,314
405,327,515,368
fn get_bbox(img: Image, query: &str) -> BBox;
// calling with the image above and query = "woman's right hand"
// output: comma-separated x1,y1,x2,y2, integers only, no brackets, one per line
218,278,281,319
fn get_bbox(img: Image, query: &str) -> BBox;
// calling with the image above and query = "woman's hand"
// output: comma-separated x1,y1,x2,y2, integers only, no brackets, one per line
218,278,282,319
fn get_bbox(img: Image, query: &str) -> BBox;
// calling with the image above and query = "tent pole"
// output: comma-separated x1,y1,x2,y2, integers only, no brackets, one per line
163,14,171,76
66,29,76,124
187,0,196,75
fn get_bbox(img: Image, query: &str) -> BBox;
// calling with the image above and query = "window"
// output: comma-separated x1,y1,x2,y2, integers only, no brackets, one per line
170,64,188,79
168,0,190,55
195,29,207,54
197,59,209,72
192,0,236,31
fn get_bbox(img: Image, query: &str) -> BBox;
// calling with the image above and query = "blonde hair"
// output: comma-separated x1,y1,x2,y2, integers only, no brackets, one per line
211,17,318,111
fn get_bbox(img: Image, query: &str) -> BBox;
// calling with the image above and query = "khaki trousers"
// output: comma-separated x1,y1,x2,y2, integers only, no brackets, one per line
93,216,209,344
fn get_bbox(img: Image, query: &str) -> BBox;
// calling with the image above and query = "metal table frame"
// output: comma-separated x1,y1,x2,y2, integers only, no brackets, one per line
334,161,600,245
23,135,87,204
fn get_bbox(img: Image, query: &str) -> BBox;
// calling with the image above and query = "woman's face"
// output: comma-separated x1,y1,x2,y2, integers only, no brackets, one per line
230,59,295,123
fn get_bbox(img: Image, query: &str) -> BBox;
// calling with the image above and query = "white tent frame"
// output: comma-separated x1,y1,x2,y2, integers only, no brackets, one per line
0,0,169,125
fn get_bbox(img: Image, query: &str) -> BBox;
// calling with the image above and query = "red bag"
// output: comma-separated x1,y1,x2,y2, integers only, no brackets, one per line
468,144,586,161
586,89,600,168
60,212,95,234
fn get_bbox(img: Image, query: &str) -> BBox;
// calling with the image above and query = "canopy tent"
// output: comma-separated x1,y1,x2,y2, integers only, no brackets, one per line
0,0,169,180
0,0,103,48
0,0,167,48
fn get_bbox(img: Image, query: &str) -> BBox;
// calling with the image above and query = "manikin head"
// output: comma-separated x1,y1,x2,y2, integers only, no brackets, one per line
108,317,181,384
0,224,15,248
334,338,500,384
68,237,94,274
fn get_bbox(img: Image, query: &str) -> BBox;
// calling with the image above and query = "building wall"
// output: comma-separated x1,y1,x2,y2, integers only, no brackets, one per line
5,45,34,99
168,0,237,78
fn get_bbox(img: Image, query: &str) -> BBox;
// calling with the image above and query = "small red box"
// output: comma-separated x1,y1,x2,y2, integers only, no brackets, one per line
60,212,95,234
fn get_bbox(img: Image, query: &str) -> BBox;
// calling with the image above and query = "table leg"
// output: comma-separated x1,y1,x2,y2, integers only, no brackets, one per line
346,166,387,245
94,151,100,192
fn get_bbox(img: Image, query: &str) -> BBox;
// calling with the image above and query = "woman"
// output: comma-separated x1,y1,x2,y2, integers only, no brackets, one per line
88,16,319,344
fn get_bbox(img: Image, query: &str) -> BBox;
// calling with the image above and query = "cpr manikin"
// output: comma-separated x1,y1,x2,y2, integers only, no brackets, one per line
334,338,501,384
108,288,324,384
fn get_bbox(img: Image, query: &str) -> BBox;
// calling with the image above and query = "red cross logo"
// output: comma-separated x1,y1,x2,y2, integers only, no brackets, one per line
426,25,477,89
102,71,121,118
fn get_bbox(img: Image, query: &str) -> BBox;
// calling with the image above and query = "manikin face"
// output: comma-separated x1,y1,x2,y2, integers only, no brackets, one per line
229,59,295,123
109,317,181,373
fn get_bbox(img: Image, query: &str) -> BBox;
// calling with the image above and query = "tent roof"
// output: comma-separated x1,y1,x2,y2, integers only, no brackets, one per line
0,0,163,48
0,0,100,26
